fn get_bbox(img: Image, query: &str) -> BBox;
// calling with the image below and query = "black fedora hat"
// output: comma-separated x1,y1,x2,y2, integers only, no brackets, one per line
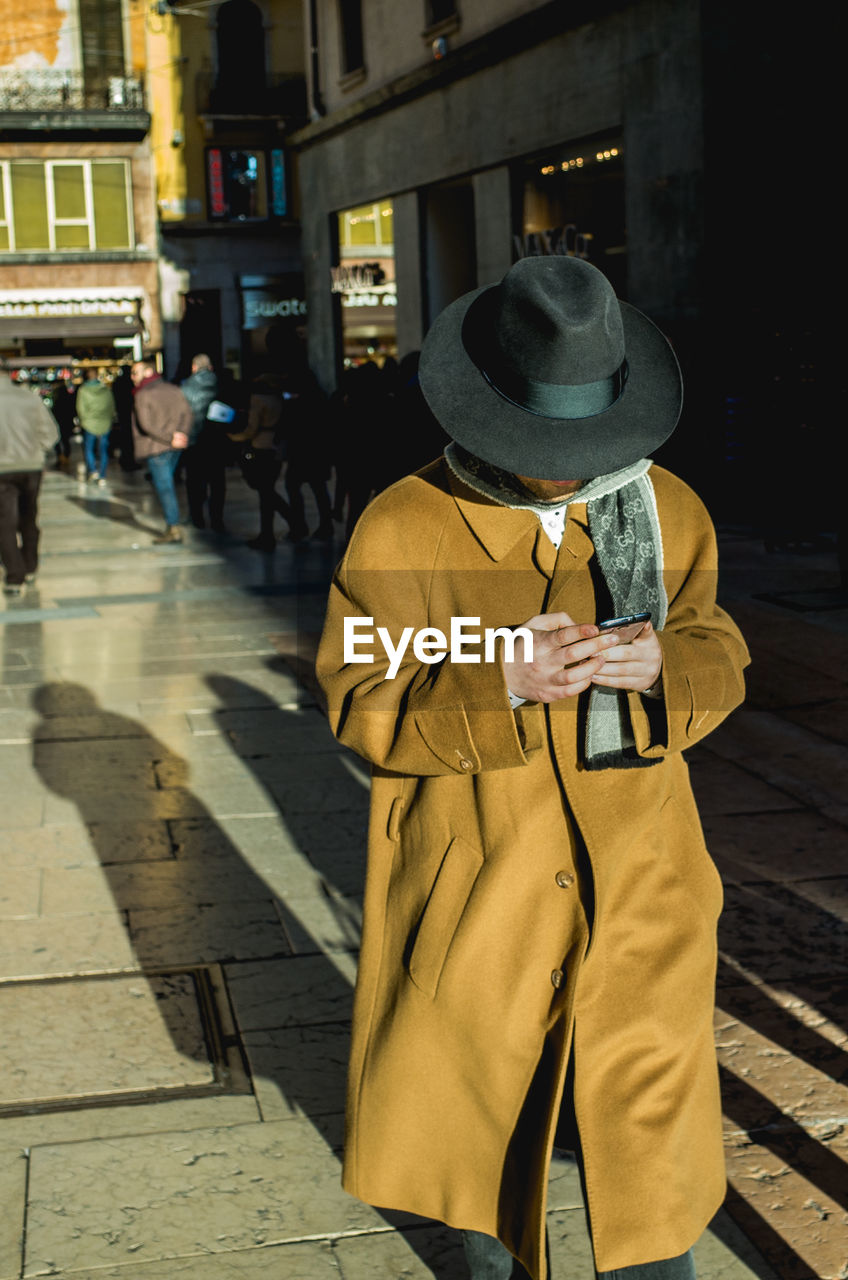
418,256,682,480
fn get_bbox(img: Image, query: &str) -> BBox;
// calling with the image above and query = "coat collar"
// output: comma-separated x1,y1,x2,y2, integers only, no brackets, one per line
444,462,589,563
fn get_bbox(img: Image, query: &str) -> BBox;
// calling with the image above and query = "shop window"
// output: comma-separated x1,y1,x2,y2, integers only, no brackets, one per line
517,137,626,295
339,0,364,76
0,160,133,253
206,149,275,221
338,201,393,250
334,199,397,366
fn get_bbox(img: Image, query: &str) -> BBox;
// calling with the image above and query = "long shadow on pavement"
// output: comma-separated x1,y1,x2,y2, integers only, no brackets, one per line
28,679,470,1274
64,491,155,532
201,671,470,1275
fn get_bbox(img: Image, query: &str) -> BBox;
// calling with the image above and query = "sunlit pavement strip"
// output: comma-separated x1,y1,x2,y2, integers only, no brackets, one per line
0,605,100,624
2,467,845,1278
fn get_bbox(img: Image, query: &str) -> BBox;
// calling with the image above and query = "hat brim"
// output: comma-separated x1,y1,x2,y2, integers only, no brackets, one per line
418,280,683,480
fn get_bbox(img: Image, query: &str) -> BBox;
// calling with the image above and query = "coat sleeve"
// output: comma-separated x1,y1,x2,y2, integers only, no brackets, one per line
628,478,750,758
132,388,170,445
316,505,543,777
174,388,194,437
36,397,60,452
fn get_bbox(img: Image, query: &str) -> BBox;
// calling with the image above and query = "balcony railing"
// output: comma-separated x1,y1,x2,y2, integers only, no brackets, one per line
0,70,146,114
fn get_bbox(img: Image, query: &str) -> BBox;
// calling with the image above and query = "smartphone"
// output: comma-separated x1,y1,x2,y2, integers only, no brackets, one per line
597,611,651,644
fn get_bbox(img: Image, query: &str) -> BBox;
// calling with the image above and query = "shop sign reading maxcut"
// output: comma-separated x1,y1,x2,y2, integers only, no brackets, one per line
331,262,397,308
513,224,593,260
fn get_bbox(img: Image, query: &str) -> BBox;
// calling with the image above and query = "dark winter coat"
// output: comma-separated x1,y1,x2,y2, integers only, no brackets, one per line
180,369,219,443
131,376,193,460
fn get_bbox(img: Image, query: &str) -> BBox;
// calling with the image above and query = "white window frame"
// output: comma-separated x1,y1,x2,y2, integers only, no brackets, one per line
0,159,134,253
0,163,13,252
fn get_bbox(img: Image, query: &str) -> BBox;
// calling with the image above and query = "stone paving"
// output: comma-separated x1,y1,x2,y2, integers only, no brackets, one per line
0,457,845,1279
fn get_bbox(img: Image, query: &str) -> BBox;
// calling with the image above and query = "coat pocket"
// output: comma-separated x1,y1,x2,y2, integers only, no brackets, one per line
661,793,724,925
407,836,484,999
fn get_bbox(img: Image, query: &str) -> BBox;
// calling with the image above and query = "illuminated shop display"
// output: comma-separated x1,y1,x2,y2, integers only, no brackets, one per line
518,138,626,294
334,199,397,365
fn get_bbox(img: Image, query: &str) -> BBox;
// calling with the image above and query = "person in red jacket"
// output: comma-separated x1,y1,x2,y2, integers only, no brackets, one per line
130,361,193,543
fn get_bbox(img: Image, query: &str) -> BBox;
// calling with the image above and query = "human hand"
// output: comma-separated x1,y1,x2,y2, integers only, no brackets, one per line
590,619,663,694
172,431,189,449
502,611,620,704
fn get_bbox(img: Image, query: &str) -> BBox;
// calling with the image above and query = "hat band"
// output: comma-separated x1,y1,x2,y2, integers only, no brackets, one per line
480,359,629,420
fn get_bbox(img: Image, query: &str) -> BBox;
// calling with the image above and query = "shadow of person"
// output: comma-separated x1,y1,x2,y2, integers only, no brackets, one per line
29,681,299,1086
29,679,464,1274
64,491,153,532
206,668,848,1280
202,671,468,1275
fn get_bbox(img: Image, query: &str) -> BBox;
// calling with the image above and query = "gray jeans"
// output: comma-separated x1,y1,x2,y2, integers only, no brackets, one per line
461,1229,696,1279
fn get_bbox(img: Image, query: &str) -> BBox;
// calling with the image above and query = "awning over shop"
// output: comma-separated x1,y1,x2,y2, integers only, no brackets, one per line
0,290,145,342
0,315,142,340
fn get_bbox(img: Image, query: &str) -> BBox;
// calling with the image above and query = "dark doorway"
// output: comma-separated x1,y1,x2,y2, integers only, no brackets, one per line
179,290,223,383
214,0,267,112
424,179,477,327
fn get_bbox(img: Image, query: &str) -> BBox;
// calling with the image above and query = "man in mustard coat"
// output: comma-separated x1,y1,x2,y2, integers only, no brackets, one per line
316,257,749,1280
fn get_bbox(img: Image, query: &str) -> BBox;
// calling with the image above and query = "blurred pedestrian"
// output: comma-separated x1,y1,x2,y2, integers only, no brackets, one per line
230,371,301,551
181,353,227,532
112,366,136,471
130,360,192,544
336,360,392,541
49,379,77,472
0,356,59,595
76,368,116,486
380,350,450,488
279,368,334,542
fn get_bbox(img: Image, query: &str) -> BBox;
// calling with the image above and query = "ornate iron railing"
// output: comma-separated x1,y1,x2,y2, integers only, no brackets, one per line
0,71,146,113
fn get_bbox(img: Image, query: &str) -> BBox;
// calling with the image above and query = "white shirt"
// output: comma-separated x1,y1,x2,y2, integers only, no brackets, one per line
507,504,568,706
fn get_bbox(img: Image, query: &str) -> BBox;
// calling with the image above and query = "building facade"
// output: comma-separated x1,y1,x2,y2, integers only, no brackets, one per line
291,0,819,506
0,0,159,386
152,0,308,383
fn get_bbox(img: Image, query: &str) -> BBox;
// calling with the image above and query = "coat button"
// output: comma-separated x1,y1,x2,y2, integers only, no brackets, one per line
458,757,473,770
551,968,565,989
555,870,575,889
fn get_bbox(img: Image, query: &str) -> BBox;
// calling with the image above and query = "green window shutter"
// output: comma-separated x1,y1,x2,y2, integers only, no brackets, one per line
53,165,87,220
0,228,9,251
10,164,50,250
55,225,92,249
92,163,131,248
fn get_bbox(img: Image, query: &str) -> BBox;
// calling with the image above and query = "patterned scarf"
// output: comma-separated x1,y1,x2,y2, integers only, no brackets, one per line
445,444,667,769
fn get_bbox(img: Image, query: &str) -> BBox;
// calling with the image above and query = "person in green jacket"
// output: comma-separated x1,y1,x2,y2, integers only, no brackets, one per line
76,369,116,485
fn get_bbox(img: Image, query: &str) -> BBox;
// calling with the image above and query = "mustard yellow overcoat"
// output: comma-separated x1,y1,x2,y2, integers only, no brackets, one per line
316,459,749,1278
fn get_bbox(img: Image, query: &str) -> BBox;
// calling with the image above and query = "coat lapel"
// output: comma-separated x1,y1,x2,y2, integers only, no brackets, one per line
445,469,539,563
545,502,596,621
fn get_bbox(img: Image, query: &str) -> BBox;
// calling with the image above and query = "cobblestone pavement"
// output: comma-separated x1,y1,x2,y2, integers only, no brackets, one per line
0,459,845,1279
